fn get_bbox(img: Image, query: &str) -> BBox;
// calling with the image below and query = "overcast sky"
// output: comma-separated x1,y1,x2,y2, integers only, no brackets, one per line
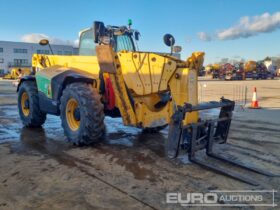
0,0,279,64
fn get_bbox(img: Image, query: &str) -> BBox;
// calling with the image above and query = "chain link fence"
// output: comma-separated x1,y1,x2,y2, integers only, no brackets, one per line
198,83,248,111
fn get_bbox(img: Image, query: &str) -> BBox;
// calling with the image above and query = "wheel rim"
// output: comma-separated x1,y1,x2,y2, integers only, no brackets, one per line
66,98,80,131
21,92,30,117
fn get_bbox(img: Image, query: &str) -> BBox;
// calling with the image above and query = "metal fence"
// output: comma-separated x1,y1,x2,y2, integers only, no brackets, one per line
198,83,248,111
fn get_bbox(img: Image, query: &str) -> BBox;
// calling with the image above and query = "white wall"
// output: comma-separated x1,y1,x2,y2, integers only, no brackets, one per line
0,41,77,73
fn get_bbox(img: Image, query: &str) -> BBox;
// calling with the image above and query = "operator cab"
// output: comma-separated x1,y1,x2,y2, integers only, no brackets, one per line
79,21,139,56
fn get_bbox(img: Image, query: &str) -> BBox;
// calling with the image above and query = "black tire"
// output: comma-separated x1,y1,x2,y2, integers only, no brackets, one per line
60,83,105,145
143,124,168,133
18,81,46,127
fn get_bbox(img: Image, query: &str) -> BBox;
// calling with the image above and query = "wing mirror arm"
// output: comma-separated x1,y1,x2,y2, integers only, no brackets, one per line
39,39,54,55
163,34,182,55
163,34,175,55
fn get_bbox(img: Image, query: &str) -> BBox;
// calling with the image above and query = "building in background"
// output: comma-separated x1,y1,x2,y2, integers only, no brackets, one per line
0,41,78,75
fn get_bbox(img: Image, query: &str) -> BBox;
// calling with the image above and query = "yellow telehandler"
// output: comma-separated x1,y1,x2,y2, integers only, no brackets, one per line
17,21,277,185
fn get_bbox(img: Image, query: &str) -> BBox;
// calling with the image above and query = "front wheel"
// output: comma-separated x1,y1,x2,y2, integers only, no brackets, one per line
18,81,46,127
60,83,105,145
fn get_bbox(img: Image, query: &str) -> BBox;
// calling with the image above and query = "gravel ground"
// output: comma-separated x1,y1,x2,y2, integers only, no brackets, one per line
0,78,279,210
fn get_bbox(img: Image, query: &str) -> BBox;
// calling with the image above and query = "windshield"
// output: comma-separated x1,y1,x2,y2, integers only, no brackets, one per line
79,28,96,56
114,34,135,52
79,29,135,55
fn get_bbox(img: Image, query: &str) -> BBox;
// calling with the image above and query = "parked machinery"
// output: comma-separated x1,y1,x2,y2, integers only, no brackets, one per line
219,63,244,80
277,68,280,77
244,60,274,80
3,68,31,80
198,66,206,76
205,63,220,79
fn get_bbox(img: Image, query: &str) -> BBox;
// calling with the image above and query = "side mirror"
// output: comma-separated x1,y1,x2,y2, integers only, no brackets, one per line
134,31,140,41
39,39,49,46
39,39,54,55
163,34,175,47
93,21,106,43
172,46,182,53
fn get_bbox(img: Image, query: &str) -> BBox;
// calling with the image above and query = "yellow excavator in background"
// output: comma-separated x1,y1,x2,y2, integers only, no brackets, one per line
205,63,220,78
16,20,277,185
244,60,274,79
244,60,257,72
3,67,31,79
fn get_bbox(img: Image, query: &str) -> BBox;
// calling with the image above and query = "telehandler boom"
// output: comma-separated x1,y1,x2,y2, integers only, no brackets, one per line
17,21,277,185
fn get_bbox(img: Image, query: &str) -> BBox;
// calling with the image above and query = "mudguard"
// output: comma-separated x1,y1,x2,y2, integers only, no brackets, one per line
16,76,36,91
51,70,96,101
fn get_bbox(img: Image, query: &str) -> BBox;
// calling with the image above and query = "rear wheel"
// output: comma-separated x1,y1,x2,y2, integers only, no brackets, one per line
60,83,105,145
18,81,46,127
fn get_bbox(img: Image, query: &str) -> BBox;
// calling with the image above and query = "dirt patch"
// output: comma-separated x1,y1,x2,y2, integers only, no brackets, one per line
0,80,279,209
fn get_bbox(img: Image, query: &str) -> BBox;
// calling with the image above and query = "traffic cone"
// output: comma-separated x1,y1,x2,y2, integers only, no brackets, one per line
250,87,261,109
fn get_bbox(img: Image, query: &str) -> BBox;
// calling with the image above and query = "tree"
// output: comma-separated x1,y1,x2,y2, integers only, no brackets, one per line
274,57,280,69
264,56,271,61
219,58,229,64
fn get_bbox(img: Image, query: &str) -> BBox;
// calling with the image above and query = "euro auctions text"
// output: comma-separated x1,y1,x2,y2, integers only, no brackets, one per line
166,190,277,207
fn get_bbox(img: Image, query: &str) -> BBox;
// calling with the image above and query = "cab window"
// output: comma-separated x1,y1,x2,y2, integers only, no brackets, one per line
114,34,135,52
79,29,96,56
